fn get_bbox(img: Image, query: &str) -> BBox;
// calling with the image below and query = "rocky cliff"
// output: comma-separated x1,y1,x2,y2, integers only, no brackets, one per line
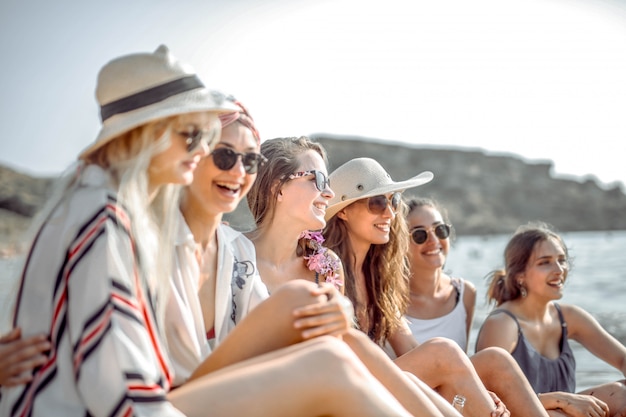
2,136,625,253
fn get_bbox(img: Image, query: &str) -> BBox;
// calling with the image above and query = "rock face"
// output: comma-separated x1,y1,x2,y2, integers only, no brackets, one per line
224,136,626,234
1,136,625,250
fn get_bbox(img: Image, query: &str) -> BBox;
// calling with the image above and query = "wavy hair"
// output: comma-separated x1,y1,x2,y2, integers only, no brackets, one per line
324,200,410,345
485,221,570,306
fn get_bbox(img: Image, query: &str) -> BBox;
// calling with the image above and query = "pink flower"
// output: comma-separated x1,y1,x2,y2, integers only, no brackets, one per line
300,230,342,289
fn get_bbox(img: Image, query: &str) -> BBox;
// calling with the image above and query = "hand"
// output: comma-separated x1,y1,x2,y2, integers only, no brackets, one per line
546,392,609,417
0,328,50,387
488,391,510,417
291,284,353,339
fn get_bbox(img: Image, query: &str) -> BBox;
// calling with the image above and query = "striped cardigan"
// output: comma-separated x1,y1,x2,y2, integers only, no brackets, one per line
0,165,184,417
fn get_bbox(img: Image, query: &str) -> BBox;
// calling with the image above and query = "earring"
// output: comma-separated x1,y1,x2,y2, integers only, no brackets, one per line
518,281,527,298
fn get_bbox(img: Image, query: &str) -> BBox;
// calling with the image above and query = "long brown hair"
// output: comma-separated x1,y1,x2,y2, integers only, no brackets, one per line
324,200,410,345
485,221,570,306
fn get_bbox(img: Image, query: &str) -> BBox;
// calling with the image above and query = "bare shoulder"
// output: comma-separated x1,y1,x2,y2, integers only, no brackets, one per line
475,306,519,352
462,278,477,294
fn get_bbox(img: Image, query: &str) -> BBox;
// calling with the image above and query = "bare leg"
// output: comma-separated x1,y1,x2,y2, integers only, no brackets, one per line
171,337,437,417
342,330,460,417
470,347,550,417
190,280,327,379
391,337,498,417
579,379,626,417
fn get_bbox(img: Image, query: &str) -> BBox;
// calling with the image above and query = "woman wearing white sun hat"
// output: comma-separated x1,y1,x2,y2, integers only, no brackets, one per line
0,47,451,417
323,157,556,417
0,44,229,416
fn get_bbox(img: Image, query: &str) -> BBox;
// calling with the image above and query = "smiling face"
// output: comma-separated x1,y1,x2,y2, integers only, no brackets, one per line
186,120,260,216
406,204,449,272
148,111,215,190
518,236,569,301
278,149,334,231
338,192,397,254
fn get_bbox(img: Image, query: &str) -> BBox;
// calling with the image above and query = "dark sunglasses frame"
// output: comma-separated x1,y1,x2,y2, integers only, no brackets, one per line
361,192,402,215
211,147,267,174
177,128,212,153
288,170,331,192
410,223,451,244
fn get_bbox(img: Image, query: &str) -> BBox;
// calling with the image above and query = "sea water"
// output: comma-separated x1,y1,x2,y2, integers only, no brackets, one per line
1,231,625,390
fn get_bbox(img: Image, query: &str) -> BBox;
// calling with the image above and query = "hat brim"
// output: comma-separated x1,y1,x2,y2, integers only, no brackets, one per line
325,171,433,221
79,88,239,160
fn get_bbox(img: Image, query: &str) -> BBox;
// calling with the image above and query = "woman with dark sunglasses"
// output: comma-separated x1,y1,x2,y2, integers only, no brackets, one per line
163,112,455,416
323,157,555,417
404,197,477,353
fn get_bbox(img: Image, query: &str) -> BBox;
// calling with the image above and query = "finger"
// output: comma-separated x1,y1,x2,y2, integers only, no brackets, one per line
294,312,346,329
301,323,347,339
0,327,22,343
2,373,35,387
3,338,51,363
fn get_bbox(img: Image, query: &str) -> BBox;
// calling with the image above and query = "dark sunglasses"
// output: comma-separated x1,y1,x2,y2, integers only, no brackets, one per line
410,223,451,244
211,147,267,174
360,192,402,215
288,170,331,192
176,127,213,153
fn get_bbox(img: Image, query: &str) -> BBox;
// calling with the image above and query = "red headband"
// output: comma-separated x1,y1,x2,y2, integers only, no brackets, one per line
218,98,261,144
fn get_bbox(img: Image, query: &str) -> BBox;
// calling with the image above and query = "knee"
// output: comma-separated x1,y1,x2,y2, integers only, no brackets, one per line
420,337,470,367
471,346,517,372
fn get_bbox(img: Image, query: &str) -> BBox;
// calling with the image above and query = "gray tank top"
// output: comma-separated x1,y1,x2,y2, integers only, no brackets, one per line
489,303,576,393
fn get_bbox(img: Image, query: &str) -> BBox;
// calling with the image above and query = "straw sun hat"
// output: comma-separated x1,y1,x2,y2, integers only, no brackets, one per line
325,157,434,221
79,44,238,160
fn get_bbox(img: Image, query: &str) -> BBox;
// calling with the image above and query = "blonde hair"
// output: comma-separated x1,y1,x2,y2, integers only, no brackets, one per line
324,200,410,345
16,114,219,331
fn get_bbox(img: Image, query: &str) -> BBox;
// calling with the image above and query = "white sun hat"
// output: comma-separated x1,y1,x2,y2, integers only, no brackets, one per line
325,157,434,220
79,44,238,160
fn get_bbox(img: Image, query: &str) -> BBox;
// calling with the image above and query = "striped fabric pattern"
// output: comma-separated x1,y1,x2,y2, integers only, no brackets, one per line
0,165,183,417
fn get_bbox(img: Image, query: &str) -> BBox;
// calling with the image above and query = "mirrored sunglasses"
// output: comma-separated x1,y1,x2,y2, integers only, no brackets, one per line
177,128,213,153
288,170,330,192
361,192,402,215
211,147,267,174
410,223,451,244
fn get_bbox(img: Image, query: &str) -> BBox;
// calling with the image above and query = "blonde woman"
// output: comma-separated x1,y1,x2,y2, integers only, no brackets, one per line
0,47,432,417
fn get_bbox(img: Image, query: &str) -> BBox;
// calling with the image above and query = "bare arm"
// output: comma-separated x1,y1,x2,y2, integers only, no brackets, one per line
462,279,477,352
562,304,626,377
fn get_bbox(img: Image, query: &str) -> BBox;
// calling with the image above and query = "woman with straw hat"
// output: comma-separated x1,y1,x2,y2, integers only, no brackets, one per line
161,105,457,417
0,44,234,416
0,47,436,417
323,157,555,417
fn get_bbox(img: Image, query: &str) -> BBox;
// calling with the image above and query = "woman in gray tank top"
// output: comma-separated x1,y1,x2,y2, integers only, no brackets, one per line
476,222,626,417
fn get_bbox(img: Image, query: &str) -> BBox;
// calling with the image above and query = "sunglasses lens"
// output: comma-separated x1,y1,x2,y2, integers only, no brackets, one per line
367,195,388,214
313,171,329,192
212,148,238,171
185,129,203,152
390,192,401,211
435,224,451,239
411,229,428,244
242,154,258,174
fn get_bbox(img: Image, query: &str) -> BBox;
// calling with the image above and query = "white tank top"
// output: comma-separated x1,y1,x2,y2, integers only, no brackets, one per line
405,277,468,351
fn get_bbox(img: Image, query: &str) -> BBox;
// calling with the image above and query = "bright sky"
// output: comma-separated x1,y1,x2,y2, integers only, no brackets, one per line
1,0,625,189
